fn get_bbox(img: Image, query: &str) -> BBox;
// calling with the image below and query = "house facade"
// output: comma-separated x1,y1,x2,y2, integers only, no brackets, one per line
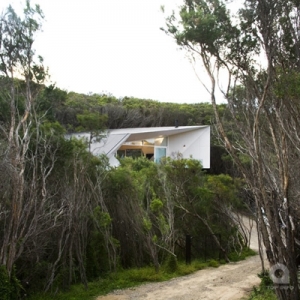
73,126,210,168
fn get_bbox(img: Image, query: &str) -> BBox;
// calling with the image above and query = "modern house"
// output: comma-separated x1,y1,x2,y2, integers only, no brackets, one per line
72,126,210,168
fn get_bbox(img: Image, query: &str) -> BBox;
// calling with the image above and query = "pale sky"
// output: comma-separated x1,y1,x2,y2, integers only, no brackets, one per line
1,0,215,104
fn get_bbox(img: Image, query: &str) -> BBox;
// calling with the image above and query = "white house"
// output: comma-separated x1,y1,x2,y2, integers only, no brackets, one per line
72,126,210,168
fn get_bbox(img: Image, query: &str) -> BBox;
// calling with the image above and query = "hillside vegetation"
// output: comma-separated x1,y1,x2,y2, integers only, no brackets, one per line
0,1,300,299
0,74,245,298
0,2,260,299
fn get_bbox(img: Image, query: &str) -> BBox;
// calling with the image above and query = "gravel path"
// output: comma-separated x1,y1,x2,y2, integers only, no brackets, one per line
96,217,266,300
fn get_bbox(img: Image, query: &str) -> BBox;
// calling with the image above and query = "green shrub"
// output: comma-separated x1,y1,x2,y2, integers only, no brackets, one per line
228,247,256,262
0,265,21,300
248,271,276,300
164,255,178,273
192,260,207,270
126,267,162,282
176,259,209,276
208,259,219,268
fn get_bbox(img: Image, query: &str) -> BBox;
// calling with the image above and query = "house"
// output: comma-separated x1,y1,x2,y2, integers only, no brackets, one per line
73,126,210,168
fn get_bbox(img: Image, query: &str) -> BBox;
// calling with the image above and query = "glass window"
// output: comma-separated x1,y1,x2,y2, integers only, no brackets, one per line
117,150,126,158
160,137,168,146
154,147,166,163
155,137,168,146
143,139,155,146
126,149,142,158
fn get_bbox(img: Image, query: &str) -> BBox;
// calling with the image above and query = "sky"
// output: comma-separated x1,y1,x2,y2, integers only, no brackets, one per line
0,0,216,104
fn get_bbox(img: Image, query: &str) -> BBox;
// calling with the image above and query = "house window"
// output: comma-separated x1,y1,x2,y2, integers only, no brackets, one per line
117,150,126,158
117,149,142,158
154,137,168,146
117,137,168,162
154,147,166,163
126,149,142,158
142,139,155,146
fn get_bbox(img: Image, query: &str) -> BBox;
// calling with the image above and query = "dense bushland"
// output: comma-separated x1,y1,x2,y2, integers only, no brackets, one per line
0,2,252,299
164,0,300,298
0,79,247,296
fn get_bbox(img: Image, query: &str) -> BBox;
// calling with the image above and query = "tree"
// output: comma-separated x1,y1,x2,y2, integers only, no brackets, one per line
0,1,46,277
158,157,247,263
76,111,108,152
164,0,300,299
101,156,246,272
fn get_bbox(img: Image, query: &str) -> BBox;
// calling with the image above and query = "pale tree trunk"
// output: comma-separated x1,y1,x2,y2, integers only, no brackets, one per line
163,1,300,296
0,3,65,283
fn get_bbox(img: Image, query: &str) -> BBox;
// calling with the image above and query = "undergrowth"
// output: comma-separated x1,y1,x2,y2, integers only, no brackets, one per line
28,248,256,300
248,271,276,300
228,247,256,262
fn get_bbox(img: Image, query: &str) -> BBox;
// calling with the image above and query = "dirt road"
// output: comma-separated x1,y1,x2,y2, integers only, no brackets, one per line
97,218,266,300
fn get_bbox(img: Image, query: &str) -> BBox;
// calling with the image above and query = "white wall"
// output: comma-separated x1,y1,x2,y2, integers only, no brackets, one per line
67,127,211,168
109,155,120,167
167,126,210,168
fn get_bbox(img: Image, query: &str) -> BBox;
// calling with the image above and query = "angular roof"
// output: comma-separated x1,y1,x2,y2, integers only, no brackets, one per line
109,125,207,140
91,133,129,156
91,126,208,157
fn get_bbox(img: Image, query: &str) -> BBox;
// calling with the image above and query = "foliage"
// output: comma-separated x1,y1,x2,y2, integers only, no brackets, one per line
248,272,276,300
227,247,256,262
28,252,254,300
51,89,220,135
0,1,255,297
101,156,247,273
207,259,219,268
164,255,178,273
76,111,107,132
0,265,21,300
163,0,300,298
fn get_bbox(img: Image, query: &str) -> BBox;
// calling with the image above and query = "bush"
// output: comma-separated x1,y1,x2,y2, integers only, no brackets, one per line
248,271,276,300
208,259,219,268
0,265,21,300
228,247,256,262
164,255,178,273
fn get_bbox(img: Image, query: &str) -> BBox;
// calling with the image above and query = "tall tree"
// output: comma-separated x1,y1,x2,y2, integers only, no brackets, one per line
164,0,300,299
0,1,46,277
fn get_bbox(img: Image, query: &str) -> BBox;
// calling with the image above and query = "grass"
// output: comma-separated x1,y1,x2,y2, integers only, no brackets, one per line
247,271,277,300
28,248,256,300
248,289,277,300
27,263,206,300
228,247,256,262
